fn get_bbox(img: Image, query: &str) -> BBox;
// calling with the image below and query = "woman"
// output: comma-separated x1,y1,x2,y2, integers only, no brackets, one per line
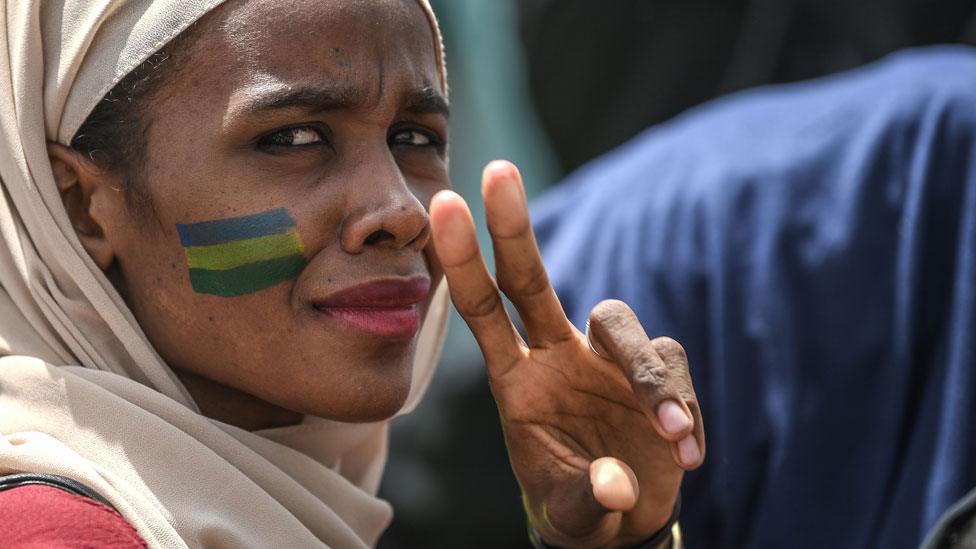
0,1,704,547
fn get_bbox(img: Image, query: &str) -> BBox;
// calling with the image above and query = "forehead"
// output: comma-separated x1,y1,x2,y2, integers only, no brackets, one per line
186,0,442,105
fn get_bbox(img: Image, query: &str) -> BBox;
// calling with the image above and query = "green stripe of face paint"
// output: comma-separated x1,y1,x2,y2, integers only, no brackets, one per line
184,230,303,271
188,254,306,297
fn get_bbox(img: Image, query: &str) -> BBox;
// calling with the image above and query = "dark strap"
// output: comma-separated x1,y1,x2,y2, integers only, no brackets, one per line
529,493,681,549
0,473,115,509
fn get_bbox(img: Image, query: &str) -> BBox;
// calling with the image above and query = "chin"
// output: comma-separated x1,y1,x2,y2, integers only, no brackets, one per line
291,364,414,423
301,389,410,423
343,396,410,423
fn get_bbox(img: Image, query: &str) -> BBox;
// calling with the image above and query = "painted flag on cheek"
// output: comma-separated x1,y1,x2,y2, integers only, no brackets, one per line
176,208,307,297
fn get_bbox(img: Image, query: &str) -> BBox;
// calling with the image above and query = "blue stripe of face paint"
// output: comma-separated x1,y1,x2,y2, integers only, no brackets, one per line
177,208,296,247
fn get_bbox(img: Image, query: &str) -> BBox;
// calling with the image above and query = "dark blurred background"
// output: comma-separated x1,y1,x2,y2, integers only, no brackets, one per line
378,2,976,547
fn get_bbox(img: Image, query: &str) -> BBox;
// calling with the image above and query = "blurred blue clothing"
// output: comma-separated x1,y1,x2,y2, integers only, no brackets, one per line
532,46,976,549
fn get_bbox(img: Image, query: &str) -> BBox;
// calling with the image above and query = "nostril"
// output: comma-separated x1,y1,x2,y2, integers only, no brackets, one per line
364,229,395,246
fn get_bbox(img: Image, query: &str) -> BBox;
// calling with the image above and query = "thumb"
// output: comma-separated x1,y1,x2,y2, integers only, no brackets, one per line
533,457,634,547
590,457,639,512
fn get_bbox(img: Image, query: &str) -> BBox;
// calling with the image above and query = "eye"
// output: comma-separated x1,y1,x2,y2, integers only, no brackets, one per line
257,125,326,150
390,128,437,147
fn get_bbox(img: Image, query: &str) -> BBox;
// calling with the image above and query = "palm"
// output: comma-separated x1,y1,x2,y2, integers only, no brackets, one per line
430,161,704,548
497,341,682,540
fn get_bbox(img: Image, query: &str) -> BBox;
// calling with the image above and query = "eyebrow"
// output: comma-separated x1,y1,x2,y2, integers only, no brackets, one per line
404,87,451,118
237,84,449,118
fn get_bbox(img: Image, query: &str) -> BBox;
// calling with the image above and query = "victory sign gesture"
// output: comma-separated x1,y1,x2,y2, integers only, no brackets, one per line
429,161,706,548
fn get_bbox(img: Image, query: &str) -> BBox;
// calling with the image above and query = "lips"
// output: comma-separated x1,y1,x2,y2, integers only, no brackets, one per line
311,276,431,339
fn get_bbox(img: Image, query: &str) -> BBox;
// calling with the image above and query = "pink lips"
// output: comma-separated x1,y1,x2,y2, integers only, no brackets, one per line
311,276,431,339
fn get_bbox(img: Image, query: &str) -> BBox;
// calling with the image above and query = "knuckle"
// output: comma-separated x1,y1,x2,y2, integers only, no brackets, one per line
628,348,668,387
651,336,689,365
625,340,696,403
589,299,633,327
486,211,530,240
440,239,481,270
462,290,504,320
499,263,550,299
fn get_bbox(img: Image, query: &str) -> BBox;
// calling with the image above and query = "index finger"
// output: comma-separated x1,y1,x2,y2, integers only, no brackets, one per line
429,190,525,374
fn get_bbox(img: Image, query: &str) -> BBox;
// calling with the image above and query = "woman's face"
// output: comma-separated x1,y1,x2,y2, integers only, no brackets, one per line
93,0,449,423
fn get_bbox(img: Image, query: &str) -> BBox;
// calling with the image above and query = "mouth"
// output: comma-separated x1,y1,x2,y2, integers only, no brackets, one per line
310,276,431,339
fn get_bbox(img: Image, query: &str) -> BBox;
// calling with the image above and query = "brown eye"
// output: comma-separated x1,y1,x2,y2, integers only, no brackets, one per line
286,127,323,145
258,126,325,149
390,129,434,147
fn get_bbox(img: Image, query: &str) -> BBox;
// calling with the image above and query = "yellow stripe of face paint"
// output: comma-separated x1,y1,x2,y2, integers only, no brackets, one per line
184,230,304,271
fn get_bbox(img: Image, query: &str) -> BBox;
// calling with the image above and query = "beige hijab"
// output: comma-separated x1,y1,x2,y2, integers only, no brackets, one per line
0,0,449,547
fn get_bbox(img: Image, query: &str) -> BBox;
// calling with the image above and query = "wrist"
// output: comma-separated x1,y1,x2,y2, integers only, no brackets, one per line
527,493,681,549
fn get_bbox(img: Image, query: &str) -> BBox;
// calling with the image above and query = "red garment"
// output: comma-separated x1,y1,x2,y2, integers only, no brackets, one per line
0,485,146,548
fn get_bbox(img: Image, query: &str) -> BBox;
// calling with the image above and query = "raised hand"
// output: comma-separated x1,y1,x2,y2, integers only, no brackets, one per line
429,161,705,548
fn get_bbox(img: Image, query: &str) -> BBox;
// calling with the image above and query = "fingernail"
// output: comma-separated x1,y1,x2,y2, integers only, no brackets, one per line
658,400,691,434
678,435,701,466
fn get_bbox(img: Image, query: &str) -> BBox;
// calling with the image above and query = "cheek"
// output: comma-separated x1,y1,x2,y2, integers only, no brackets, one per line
108,143,445,420
176,208,306,298
113,212,421,421
125,259,418,420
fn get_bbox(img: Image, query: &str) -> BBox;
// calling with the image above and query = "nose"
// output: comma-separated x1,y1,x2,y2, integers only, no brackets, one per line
339,167,431,255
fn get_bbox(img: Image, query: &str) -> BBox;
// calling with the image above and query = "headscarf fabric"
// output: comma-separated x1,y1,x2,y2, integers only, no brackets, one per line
0,1,449,547
533,47,976,549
